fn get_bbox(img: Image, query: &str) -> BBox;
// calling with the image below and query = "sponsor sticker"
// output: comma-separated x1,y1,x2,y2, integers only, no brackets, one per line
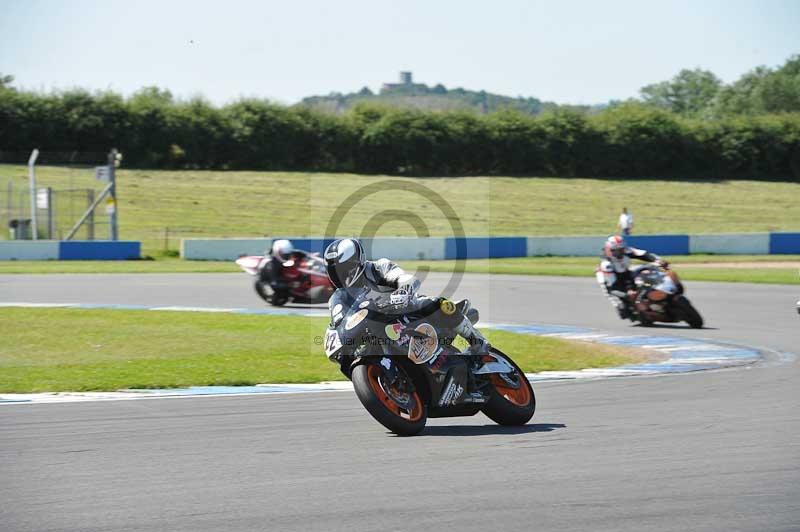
439,377,465,406
385,322,404,341
429,351,448,371
439,298,456,315
408,323,438,364
345,309,368,330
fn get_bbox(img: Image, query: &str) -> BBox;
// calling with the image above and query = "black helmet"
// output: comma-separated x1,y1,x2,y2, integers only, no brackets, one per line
324,238,366,288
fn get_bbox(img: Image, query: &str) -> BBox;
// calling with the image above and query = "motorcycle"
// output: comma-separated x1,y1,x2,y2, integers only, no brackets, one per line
323,287,535,436
627,263,704,328
235,251,334,306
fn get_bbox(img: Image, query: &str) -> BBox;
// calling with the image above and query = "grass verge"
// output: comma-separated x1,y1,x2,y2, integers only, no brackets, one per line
0,308,637,393
0,257,237,274
399,255,800,285
0,254,798,284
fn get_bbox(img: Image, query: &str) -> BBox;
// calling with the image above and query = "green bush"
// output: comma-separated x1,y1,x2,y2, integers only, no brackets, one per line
1,86,798,179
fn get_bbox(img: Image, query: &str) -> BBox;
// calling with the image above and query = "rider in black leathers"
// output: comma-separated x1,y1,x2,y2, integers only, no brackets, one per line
323,238,489,354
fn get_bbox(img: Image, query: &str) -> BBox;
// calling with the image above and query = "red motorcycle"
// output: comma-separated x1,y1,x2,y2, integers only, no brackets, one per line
235,251,334,306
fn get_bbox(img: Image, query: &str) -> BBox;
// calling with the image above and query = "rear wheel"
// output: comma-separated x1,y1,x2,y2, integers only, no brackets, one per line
352,362,427,436
674,296,703,328
481,350,536,426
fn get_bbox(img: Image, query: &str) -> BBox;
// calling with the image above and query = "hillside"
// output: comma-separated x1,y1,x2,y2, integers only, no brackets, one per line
298,72,598,115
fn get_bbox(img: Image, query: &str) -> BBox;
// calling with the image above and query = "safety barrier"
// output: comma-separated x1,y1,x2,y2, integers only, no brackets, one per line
769,232,800,254
182,237,447,261
181,232,800,261
0,241,141,260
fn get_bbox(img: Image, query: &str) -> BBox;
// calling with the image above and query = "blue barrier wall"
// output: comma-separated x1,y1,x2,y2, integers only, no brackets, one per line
59,241,141,260
180,233,797,260
626,235,690,256
445,237,527,259
284,238,336,255
769,233,800,254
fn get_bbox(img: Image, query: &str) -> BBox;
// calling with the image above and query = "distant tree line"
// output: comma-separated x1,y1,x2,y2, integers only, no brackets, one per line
0,63,798,179
638,55,800,117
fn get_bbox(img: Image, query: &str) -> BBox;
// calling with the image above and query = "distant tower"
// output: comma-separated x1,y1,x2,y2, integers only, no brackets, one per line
400,71,413,85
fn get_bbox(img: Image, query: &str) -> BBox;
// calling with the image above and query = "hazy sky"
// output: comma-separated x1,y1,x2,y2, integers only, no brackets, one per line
1,0,798,105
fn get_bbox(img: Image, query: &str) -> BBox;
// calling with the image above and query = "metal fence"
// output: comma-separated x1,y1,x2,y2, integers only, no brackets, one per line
1,181,101,240
1,151,114,241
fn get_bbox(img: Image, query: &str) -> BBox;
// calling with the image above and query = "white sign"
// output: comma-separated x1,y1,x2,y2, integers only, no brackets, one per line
36,188,49,209
95,165,111,181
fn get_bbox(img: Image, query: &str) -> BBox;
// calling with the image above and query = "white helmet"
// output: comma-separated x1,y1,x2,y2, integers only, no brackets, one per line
271,239,294,261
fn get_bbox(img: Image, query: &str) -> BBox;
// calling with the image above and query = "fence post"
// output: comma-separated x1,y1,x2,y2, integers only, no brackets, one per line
87,189,94,240
6,180,12,233
46,187,54,239
28,149,39,240
108,149,119,241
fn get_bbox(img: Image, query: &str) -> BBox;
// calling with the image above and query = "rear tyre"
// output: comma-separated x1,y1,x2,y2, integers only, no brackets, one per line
352,362,427,436
481,350,536,426
674,296,703,328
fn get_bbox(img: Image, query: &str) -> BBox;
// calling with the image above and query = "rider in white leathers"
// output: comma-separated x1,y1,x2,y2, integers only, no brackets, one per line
596,235,667,319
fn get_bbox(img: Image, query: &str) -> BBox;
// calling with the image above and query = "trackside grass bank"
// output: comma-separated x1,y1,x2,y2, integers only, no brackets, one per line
2,165,799,255
0,308,638,393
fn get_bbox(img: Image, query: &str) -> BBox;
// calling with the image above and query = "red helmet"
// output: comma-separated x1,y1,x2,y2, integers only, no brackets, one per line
604,235,626,260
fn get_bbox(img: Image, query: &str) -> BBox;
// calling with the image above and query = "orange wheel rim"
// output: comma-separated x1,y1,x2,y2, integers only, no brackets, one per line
367,365,423,422
490,371,531,407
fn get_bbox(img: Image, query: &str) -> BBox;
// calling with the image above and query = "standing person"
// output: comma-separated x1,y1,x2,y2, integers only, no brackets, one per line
617,207,634,236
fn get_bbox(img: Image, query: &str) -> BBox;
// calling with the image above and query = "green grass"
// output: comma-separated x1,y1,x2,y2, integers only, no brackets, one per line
0,254,797,283
0,308,637,393
0,257,237,273
399,256,800,285
2,165,799,255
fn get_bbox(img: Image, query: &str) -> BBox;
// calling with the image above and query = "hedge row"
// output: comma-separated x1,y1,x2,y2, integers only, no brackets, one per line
1,88,799,179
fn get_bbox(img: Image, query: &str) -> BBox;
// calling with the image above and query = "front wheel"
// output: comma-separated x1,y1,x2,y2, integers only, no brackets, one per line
673,296,703,328
253,280,288,306
352,362,427,436
481,350,536,426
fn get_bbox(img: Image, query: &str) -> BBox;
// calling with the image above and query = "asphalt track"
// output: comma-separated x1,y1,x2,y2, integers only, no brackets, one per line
1,273,799,532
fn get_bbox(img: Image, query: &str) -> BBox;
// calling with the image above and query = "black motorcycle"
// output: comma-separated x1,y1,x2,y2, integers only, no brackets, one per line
323,287,535,436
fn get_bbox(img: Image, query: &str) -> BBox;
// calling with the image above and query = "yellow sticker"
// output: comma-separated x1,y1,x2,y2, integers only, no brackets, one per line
439,298,456,315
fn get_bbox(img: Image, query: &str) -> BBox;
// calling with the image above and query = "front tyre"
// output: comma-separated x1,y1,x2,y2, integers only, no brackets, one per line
352,362,427,436
481,350,536,426
674,296,703,328
254,280,272,303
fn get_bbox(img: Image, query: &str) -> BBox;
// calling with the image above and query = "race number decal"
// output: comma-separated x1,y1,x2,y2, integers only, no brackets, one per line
324,329,342,357
408,323,438,364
